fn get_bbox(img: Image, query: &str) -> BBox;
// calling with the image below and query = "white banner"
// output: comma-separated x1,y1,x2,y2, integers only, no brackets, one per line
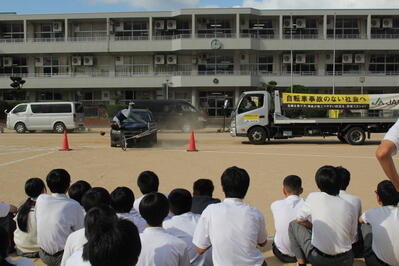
369,94,399,110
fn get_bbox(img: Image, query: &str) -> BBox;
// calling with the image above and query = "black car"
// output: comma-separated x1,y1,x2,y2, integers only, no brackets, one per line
110,108,158,148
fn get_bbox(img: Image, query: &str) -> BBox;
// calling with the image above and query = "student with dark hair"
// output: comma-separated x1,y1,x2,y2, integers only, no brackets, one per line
193,166,268,266
137,192,190,266
68,181,91,205
359,180,399,266
36,169,85,266
336,166,363,258
191,179,220,214
289,165,357,266
164,189,212,266
133,171,159,213
110,187,146,233
13,178,46,258
270,175,304,263
0,226,34,266
61,187,111,266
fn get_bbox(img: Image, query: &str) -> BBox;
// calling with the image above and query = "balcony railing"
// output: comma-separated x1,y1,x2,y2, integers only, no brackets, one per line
152,34,192,40
240,33,277,39
371,34,399,39
114,35,149,41
283,34,322,40
196,33,236,38
327,34,367,39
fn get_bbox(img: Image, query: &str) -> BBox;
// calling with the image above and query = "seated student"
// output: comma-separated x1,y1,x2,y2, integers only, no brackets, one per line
336,166,363,257
137,192,190,266
288,165,357,266
270,175,304,263
36,169,85,266
0,226,34,266
359,180,399,266
110,187,146,233
191,179,220,214
67,219,141,266
68,181,91,206
14,178,46,258
163,189,212,266
0,200,18,253
61,187,111,266
193,166,268,266
133,171,160,213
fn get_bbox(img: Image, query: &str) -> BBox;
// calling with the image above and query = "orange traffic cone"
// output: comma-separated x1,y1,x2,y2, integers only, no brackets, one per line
187,131,198,152
59,131,72,151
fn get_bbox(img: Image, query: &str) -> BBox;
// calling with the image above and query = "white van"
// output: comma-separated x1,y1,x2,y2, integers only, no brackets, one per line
6,102,85,133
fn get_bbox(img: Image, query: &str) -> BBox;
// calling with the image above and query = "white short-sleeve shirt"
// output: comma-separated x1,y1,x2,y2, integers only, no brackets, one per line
117,211,146,233
270,195,304,257
193,198,267,266
0,202,10,217
61,229,87,266
361,206,399,265
296,192,358,255
66,249,91,266
137,227,190,266
384,119,399,155
36,194,85,255
339,190,362,243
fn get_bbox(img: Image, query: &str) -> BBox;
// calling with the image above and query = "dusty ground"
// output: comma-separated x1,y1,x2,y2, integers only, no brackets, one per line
0,128,389,265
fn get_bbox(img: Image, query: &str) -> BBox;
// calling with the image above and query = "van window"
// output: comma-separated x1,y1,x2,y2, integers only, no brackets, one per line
52,104,72,113
31,104,71,113
12,104,27,114
75,103,83,113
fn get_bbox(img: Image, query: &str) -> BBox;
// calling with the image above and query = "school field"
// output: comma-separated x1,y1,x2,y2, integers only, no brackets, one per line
0,128,388,265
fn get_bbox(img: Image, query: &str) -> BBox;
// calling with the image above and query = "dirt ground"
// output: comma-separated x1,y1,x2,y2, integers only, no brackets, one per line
1,128,390,265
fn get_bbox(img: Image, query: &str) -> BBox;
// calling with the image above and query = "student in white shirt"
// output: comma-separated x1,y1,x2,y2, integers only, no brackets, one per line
193,166,268,266
359,180,399,266
14,178,46,258
270,175,304,263
0,225,34,266
133,171,160,213
163,188,212,266
61,187,111,266
67,213,141,266
137,192,190,266
288,165,357,266
336,166,363,258
111,187,146,233
36,169,85,266
68,181,91,206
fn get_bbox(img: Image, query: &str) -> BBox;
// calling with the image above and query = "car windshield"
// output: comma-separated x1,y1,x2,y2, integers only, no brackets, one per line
122,111,152,123
179,103,197,113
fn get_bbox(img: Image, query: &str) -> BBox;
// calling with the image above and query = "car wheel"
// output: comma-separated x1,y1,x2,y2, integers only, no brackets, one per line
53,122,66,134
345,127,366,145
248,127,267,145
15,122,26,134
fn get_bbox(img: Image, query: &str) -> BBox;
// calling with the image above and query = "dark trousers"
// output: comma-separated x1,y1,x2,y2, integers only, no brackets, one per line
272,242,297,263
361,224,390,266
0,213,16,252
288,221,354,266
39,249,64,266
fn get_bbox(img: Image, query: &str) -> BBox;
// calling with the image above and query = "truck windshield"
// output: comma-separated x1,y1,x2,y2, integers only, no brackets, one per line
237,94,264,114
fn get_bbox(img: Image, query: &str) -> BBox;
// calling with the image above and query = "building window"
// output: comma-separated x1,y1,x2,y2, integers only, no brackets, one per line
199,91,234,117
114,21,148,40
198,54,234,75
369,54,399,74
327,18,361,39
0,23,24,40
0,56,28,76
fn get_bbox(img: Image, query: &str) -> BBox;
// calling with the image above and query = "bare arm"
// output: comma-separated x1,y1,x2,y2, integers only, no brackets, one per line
9,204,17,214
359,217,365,224
376,140,399,190
296,219,313,229
195,246,209,255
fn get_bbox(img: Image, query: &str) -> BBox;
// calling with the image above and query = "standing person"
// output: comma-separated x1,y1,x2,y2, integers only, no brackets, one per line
288,166,358,266
68,181,91,206
133,171,160,213
193,166,268,266
270,175,304,263
36,169,85,266
0,226,34,266
14,178,46,258
137,192,190,266
376,120,399,190
191,179,220,215
359,180,399,266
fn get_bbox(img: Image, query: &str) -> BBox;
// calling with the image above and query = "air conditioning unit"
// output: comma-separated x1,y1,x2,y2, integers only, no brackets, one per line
355,54,365,64
283,18,292,28
3,57,12,67
83,56,94,66
342,54,353,64
154,55,165,65
166,20,177,30
371,18,381,28
72,56,81,66
35,57,43,67
166,55,177,65
53,22,62,32
327,18,334,29
115,56,124,66
296,54,306,64
198,55,207,64
240,54,249,64
296,18,306,28
283,54,292,64
154,20,165,30
382,18,393,28
325,53,334,64
114,22,124,32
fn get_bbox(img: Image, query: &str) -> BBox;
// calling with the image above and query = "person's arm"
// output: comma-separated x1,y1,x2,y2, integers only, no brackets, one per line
8,204,17,214
376,140,399,190
296,219,313,229
195,246,209,255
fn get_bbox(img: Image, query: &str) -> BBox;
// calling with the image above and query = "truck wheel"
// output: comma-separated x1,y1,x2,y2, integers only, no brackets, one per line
248,127,267,145
337,134,347,143
15,122,26,134
345,127,366,145
53,122,66,134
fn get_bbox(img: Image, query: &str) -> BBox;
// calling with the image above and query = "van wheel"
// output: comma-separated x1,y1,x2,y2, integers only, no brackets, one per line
15,123,26,134
248,127,267,145
182,123,192,133
53,122,66,134
345,127,366,145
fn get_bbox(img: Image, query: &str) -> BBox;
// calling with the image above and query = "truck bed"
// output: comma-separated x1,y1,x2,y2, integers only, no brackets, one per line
275,117,397,125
